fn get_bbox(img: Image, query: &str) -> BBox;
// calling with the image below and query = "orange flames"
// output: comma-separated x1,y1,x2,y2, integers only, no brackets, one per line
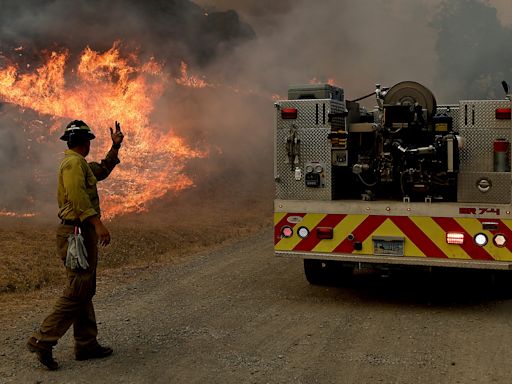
309,77,336,86
0,210,36,218
176,61,211,88
0,43,206,218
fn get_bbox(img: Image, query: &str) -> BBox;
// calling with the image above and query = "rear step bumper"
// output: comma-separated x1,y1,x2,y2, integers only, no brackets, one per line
276,251,512,270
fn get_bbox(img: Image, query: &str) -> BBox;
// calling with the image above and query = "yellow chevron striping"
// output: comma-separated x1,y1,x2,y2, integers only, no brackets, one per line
274,212,512,261
275,213,326,251
455,218,510,261
313,214,367,253
371,219,425,257
274,212,287,225
410,216,471,259
502,220,512,233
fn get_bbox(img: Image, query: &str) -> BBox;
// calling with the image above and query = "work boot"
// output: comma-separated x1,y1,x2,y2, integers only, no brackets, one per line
75,344,113,361
26,337,59,371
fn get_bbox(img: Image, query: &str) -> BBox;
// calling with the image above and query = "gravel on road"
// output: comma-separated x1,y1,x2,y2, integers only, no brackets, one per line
2,229,512,383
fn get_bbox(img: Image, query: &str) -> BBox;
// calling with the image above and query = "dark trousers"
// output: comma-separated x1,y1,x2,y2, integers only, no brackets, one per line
32,222,99,352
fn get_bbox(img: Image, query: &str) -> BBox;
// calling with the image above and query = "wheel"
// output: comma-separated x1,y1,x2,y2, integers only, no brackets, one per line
303,259,354,285
303,259,328,285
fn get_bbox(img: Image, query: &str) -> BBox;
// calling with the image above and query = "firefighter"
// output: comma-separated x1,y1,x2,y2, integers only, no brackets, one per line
27,120,124,370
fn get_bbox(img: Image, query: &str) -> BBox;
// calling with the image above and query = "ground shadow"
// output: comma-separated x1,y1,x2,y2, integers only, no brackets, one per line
326,267,512,307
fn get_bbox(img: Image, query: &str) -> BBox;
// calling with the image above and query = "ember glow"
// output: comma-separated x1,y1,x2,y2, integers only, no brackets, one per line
0,210,36,218
0,43,206,218
309,77,336,86
175,61,212,89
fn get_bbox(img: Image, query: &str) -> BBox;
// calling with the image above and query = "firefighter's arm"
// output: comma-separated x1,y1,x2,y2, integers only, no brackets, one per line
88,147,120,181
61,159,97,222
89,121,124,181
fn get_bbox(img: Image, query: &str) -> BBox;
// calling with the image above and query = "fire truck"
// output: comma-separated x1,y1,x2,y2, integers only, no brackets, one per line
274,81,512,284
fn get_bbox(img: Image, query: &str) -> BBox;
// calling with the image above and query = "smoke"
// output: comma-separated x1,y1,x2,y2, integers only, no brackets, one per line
184,0,512,206
0,0,510,218
0,105,59,214
199,0,439,98
432,0,512,100
200,0,512,100
186,0,442,203
0,0,254,68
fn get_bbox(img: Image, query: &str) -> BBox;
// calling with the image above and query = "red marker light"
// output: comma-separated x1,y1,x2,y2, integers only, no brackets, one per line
281,226,293,238
317,227,333,239
281,108,298,119
496,108,511,120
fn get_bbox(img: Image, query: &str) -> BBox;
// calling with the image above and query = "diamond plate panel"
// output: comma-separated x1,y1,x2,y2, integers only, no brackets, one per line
459,100,512,130
457,100,512,174
457,172,511,204
275,99,346,200
458,128,511,172
275,128,332,200
276,99,346,131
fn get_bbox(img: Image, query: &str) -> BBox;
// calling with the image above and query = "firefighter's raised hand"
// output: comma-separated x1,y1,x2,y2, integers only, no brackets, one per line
110,121,124,147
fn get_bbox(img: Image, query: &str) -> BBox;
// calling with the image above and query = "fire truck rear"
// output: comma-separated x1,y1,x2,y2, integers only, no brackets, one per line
274,81,512,284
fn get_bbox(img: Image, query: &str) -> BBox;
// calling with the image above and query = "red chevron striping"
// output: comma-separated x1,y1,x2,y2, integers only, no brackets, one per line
274,213,306,244
390,216,447,258
293,214,347,251
333,215,387,253
478,219,512,253
433,217,494,260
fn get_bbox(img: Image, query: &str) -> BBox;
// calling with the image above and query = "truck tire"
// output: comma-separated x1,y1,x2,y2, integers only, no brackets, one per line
303,259,353,285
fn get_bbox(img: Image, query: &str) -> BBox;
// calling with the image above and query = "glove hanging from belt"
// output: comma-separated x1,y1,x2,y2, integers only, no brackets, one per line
65,226,89,270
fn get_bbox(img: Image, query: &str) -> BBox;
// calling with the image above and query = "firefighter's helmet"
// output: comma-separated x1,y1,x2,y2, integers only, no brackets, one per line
60,120,96,141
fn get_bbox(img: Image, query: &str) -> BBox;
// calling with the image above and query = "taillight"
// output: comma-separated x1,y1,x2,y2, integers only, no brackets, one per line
474,233,488,247
317,227,333,239
297,226,310,239
493,234,507,247
281,108,298,119
281,226,293,238
446,232,464,245
496,108,511,120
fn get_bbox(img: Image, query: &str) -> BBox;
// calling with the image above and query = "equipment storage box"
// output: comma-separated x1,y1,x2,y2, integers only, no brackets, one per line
288,84,344,101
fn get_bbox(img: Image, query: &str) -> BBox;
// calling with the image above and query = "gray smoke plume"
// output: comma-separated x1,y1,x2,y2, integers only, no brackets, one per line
199,0,511,100
0,0,254,68
432,0,512,100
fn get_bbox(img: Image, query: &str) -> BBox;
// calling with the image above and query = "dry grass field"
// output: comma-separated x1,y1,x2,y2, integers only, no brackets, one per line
0,187,272,297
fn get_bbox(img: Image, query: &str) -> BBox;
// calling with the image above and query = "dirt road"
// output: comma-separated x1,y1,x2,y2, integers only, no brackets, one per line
3,229,512,383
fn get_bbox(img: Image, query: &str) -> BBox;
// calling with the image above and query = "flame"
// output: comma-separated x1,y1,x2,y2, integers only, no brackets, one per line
0,43,205,217
0,210,36,218
309,77,336,86
175,60,283,103
175,61,211,89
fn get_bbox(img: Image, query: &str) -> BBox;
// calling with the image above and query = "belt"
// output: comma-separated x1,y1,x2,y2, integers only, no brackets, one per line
60,219,81,226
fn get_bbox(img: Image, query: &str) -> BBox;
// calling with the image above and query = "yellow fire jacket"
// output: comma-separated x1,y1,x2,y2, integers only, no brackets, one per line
57,148,120,222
